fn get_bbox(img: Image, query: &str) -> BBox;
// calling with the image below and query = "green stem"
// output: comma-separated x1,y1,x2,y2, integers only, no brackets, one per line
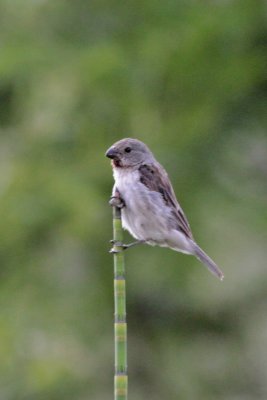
112,206,128,400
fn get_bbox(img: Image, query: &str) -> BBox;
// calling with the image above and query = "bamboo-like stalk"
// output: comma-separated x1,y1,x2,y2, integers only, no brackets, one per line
112,206,128,400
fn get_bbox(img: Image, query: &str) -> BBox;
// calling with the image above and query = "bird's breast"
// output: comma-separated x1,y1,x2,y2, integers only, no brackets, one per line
113,167,171,241
113,168,143,213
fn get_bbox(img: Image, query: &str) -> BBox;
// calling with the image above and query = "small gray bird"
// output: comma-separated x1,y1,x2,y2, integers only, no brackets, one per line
106,138,224,281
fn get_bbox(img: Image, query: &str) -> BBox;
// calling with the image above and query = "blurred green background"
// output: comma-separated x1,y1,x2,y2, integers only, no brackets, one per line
0,1,266,399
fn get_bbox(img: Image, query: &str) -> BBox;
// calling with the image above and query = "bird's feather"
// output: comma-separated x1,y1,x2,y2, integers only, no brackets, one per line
138,163,193,239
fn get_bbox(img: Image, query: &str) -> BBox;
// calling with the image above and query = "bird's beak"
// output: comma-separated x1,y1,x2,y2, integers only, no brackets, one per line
105,147,118,159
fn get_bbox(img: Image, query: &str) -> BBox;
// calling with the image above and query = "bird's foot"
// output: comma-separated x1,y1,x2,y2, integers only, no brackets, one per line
109,196,125,209
109,240,124,253
109,239,145,253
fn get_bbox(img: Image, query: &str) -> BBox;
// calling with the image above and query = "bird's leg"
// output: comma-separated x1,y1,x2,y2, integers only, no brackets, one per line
122,240,146,249
109,240,146,253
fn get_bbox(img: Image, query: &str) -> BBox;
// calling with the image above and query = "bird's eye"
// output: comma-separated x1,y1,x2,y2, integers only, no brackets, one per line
124,147,131,153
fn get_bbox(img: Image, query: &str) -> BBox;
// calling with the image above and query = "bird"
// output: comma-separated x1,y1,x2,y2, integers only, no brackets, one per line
105,138,224,281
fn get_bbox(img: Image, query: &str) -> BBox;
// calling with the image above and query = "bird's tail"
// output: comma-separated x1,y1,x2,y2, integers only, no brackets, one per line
191,241,224,281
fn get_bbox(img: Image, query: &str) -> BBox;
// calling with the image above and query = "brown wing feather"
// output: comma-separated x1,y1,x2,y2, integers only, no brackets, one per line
139,163,193,239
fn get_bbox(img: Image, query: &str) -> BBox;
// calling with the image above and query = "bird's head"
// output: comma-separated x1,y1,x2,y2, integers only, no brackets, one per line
105,138,154,168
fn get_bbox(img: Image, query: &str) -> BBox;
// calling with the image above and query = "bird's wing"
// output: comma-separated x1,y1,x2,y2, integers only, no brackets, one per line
139,163,193,239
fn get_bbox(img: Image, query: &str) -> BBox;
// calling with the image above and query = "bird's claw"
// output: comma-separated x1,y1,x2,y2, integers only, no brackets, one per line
109,248,121,254
109,196,125,209
109,240,125,253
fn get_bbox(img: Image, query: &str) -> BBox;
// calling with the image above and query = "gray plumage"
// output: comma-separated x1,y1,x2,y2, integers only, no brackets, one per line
106,138,224,281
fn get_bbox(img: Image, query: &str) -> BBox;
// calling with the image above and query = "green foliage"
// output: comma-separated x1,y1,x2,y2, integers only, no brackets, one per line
0,0,266,399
